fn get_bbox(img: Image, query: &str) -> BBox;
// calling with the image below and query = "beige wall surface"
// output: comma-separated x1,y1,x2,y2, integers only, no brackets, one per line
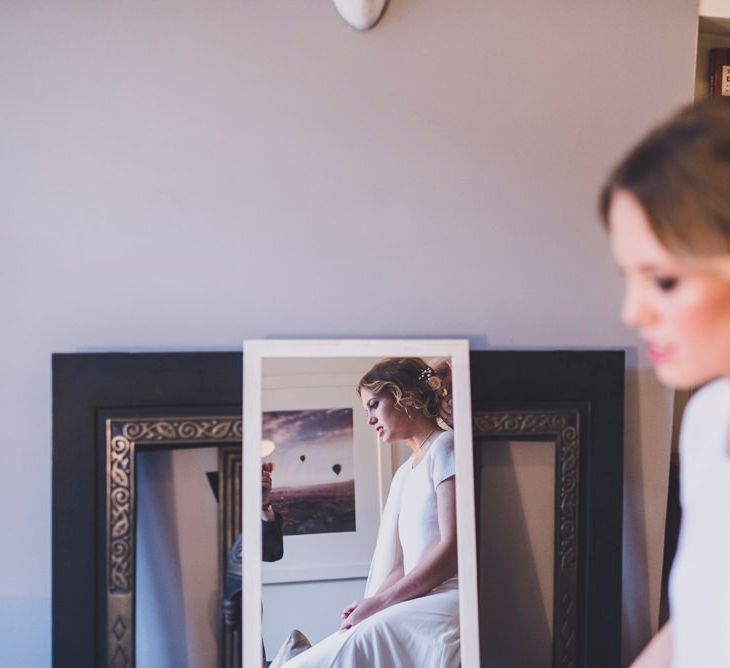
0,1,696,665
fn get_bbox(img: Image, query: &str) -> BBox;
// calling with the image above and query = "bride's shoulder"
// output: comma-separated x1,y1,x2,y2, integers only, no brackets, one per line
427,430,454,462
433,429,454,450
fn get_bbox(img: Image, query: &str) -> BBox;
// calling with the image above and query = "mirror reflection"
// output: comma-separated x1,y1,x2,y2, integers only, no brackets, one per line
135,442,242,668
135,446,220,668
243,343,479,668
478,440,555,668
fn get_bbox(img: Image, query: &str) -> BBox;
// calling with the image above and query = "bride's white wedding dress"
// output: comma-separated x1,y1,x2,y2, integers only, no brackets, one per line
282,431,460,668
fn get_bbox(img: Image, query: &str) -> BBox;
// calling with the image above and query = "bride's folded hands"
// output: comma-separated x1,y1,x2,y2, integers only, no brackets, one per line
339,596,385,630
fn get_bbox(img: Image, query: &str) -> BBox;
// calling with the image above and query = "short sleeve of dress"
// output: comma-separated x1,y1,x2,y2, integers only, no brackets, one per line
430,431,456,487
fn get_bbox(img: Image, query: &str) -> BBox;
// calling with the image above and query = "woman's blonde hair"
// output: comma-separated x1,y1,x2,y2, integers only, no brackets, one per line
599,99,730,263
356,357,452,427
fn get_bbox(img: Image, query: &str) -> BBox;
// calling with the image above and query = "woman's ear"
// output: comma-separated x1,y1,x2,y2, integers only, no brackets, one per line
332,0,388,30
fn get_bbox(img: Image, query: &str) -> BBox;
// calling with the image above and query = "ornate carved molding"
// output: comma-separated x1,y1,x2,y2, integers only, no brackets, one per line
109,435,132,594
472,409,580,668
120,419,242,442
105,416,241,668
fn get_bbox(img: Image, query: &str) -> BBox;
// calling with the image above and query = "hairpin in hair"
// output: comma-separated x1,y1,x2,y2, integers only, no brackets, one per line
418,366,443,392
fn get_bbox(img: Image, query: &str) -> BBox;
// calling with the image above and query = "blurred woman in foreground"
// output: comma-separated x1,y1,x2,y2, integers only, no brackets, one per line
601,100,730,666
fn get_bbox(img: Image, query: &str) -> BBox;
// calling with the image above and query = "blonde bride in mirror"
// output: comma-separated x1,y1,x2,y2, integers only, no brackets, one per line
280,357,459,668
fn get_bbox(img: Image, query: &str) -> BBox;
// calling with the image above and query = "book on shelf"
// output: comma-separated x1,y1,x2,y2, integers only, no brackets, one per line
710,48,730,97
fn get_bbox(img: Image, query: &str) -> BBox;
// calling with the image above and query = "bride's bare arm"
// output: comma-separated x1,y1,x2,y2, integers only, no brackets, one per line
377,477,457,605
630,622,672,668
340,536,405,627
339,477,457,629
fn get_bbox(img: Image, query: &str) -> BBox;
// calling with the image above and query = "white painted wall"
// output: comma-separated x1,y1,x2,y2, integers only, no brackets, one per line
700,0,730,18
0,1,697,665
263,579,366,657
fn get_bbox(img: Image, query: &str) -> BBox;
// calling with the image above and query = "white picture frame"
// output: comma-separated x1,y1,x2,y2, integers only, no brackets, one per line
243,339,480,668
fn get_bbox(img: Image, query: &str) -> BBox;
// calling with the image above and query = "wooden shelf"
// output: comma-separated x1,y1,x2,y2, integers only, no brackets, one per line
696,16,730,99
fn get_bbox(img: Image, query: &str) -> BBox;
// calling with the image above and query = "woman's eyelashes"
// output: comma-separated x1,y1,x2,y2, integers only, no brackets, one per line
654,275,679,292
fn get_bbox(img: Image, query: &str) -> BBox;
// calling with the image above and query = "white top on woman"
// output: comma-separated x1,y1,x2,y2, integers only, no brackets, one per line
669,378,730,667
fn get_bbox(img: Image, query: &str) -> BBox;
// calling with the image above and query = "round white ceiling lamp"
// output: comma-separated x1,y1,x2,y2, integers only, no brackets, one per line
332,0,389,30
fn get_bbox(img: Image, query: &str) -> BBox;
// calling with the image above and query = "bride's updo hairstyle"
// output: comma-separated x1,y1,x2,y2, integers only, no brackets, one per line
356,357,453,428
599,99,730,263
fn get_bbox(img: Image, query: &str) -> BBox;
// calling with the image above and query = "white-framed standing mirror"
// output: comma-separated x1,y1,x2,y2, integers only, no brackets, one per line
242,340,479,667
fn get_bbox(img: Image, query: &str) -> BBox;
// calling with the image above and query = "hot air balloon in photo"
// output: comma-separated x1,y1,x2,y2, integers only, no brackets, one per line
261,407,355,536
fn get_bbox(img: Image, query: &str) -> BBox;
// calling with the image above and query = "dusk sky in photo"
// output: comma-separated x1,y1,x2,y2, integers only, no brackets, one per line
262,408,354,488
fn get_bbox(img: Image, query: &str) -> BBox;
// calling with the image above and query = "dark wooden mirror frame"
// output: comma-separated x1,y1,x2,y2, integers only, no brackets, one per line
100,410,242,668
473,407,581,666
53,350,623,668
469,351,624,667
